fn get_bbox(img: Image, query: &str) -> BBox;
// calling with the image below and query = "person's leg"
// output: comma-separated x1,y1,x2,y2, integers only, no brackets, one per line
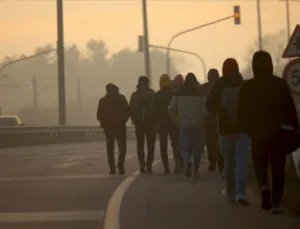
116,126,127,175
179,127,192,177
204,119,218,172
219,135,235,201
193,126,205,178
158,125,169,173
135,125,146,173
146,126,157,173
251,140,271,210
169,124,182,174
234,132,250,205
104,128,116,175
270,147,286,213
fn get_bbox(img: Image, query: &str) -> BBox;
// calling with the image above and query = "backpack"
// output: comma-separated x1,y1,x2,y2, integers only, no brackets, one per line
221,86,241,125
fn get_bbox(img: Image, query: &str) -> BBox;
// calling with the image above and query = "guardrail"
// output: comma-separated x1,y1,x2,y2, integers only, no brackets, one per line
0,125,135,148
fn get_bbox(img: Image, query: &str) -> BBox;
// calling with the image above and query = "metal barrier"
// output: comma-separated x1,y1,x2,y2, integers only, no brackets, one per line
0,125,135,148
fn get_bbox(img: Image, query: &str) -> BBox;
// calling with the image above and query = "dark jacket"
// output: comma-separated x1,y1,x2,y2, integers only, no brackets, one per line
205,72,244,135
238,50,299,141
238,75,298,140
97,85,129,130
129,87,156,126
153,87,174,126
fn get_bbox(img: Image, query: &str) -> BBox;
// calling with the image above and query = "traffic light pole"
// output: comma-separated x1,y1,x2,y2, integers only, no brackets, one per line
256,0,263,50
141,0,152,84
149,44,207,81
56,0,67,125
166,15,234,77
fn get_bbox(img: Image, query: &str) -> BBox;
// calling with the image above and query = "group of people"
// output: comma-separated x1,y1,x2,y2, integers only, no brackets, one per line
97,50,299,215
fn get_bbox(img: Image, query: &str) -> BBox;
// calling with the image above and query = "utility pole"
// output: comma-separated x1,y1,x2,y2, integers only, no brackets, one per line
32,76,38,112
76,78,82,110
286,0,291,40
256,0,263,50
56,0,67,125
141,0,151,84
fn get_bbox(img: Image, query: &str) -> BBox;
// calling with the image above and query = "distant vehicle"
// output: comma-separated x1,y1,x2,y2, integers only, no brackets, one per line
0,115,24,127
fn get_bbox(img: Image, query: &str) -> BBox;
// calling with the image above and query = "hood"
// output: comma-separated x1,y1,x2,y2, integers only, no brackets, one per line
252,50,273,78
106,83,119,95
222,58,239,76
223,72,244,87
173,74,184,86
207,68,220,84
184,72,198,89
159,74,172,88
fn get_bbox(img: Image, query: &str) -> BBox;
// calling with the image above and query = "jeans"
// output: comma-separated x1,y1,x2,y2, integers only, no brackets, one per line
179,126,205,170
219,132,250,200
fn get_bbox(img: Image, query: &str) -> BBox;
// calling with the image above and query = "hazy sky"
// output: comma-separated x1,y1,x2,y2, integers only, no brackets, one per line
1,0,300,81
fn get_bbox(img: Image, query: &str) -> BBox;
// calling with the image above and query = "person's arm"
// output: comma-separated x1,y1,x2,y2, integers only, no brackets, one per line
237,82,254,136
96,98,105,127
120,95,130,126
168,96,179,126
129,93,138,125
205,80,222,113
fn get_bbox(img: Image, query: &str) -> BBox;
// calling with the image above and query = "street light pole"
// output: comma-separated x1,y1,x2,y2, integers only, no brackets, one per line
286,0,291,40
32,76,38,112
256,0,263,50
76,78,82,111
141,0,152,84
56,0,67,125
149,44,207,80
166,15,233,77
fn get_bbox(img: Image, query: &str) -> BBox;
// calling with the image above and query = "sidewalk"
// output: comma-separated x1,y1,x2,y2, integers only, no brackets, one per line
120,157,300,229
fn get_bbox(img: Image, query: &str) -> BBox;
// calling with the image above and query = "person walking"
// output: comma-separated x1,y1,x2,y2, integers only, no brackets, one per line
199,69,224,174
153,74,182,174
169,73,206,178
97,83,130,175
206,58,250,206
129,76,157,173
238,51,299,213
172,74,184,92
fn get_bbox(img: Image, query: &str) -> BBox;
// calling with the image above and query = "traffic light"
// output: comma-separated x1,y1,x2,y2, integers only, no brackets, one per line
234,5,241,25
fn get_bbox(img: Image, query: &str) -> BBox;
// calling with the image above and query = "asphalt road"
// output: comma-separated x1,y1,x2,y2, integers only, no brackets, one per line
1,141,300,229
0,141,147,229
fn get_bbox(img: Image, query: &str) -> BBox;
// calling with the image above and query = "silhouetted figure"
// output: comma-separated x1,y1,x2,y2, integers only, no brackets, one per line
199,69,224,174
129,76,157,173
206,58,250,206
172,74,184,92
169,73,206,178
238,51,299,214
153,74,182,174
97,84,130,175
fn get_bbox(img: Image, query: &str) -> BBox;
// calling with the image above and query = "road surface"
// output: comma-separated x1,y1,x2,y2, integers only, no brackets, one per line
0,141,299,229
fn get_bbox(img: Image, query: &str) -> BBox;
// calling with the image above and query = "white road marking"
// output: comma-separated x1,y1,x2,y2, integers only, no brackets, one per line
0,210,105,222
0,174,124,182
54,162,81,168
55,155,106,160
103,158,164,229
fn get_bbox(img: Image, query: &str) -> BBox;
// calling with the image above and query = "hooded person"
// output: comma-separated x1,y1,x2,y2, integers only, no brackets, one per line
129,76,157,173
199,69,224,174
153,74,182,174
97,83,130,175
168,73,206,178
238,51,299,214
173,74,184,92
205,58,250,206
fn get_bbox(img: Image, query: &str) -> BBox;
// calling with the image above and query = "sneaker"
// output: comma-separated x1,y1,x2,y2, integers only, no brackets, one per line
222,189,235,204
208,164,216,172
109,169,116,175
139,165,146,174
146,166,153,174
271,206,283,214
261,187,272,211
236,198,250,206
118,167,125,175
164,168,170,174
